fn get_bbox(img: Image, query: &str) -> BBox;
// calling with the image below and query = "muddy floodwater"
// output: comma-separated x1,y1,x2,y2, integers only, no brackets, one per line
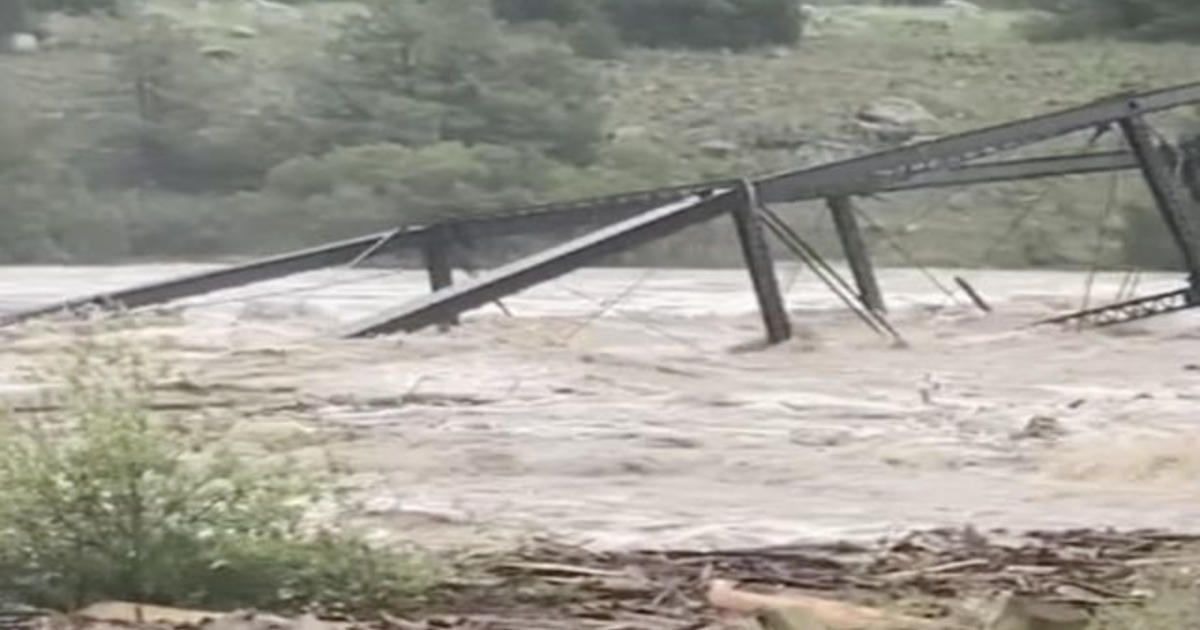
2,264,1199,550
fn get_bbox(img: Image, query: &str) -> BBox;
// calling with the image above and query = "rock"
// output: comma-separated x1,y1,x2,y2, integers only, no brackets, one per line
856,97,940,143
1013,415,1067,441
610,125,648,142
202,610,292,630
230,25,258,39
854,120,917,144
857,97,938,128
698,139,739,157
944,0,983,16
74,602,219,625
7,33,38,54
201,45,238,61
252,0,301,18
292,614,336,630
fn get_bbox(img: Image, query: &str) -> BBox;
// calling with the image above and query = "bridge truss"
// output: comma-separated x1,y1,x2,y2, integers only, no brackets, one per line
6,83,1200,344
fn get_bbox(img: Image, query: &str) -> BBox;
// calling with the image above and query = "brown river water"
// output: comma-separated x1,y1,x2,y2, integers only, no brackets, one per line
1,264,1199,551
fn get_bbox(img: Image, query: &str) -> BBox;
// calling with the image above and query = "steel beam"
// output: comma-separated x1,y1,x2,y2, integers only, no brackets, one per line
1119,115,1200,280
827,196,885,314
8,80,1196,329
422,228,458,329
757,82,1200,202
1,150,1141,328
731,187,791,344
885,151,1136,193
1036,287,1195,328
444,152,1139,242
341,190,743,338
1,227,430,326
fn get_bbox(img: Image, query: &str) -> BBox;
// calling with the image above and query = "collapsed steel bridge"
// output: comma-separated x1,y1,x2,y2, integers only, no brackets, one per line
5,82,1200,344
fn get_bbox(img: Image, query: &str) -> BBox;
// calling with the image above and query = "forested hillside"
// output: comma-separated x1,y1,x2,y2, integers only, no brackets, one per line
0,0,1197,269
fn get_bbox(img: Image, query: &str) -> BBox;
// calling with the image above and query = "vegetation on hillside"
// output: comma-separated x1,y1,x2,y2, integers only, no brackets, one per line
0,330,441,612
0,0,1198,268
492,0,803,52
1024,0,1200,41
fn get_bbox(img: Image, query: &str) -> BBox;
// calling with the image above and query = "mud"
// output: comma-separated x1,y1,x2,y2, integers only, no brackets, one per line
2,264,1199,551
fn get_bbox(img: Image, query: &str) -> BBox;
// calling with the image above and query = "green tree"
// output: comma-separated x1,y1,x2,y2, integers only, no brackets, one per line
0,0,30,36
313,0,605,165
30,0,117,15
492,0,804,50
1026,0,1200,41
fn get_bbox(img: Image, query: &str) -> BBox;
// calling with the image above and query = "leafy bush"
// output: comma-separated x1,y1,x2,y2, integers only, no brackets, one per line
316,0,605,165
0,0,31,35
93,17,303,194
1022,0,1200,42
0,333,441,612
29,0,118,16
608,0,803,49
493,0,804,50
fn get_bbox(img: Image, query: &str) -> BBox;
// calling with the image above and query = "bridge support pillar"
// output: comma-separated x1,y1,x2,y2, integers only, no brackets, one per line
1121,116,1200,295
731,186,791,345
421,229,458,329
827,195,886,314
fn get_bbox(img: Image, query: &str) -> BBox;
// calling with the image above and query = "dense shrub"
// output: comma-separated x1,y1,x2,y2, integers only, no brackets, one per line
493,0,803,50
30,0,118,16
315,0,605,165
0,0,30,35
0,333,441,612
1023,0,1200,42
89,17,307,194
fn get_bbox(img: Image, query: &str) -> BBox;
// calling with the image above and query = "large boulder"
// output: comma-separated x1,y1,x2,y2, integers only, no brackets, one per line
943,0,982,16
855,96,940,143
5,32,37,54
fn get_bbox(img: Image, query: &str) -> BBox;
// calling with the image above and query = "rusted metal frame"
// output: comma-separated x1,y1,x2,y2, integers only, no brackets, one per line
10,80,1200,327
421,226,458,330
826,196,885,314
0,151,1143,326
445,152,1139,242
758,205,905,345
757,82,1200,202
1035,287,1193,328
341,190,744,338
0,227,430,326
1119,115,1200,284
731,182,791,345
954,277,992,313
1038,115,1200,329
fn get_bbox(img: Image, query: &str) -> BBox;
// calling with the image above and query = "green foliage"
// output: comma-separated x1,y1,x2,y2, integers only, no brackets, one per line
608,0,803,49
95,17,299,194
0,0,30,35
29,0,117,16
0,333,441,612
1022,0,1200,42
562,16,624,60
493,0,804,50
0,104,130,263
316,0,605,165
